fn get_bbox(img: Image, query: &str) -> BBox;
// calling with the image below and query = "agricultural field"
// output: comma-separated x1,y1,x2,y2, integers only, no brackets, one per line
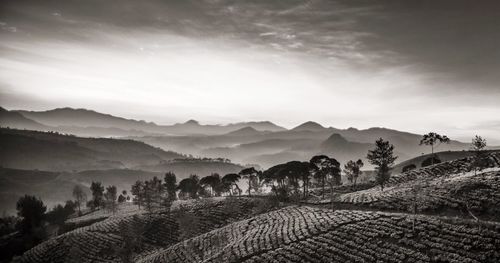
14,198,278,263
308,153,500,219
139,206,500,263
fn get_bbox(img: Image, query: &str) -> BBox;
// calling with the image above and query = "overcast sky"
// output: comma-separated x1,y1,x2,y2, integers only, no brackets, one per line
1,0,499,143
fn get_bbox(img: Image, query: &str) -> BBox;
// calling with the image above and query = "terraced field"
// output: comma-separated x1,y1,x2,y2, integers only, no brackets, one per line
309,152,500,219
15,198,276,263
139,206,500,263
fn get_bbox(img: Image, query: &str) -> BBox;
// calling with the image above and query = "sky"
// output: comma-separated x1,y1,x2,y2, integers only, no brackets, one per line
1,0,499,143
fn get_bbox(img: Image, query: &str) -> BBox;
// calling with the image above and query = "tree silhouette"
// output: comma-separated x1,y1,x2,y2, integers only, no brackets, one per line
420,132,450,166
471,135,488,175
177,175,200,199
131,181,145,209
343,159,364,189
239,167,260,196
104,185,118,214
367,138,398,191
200,173,222,197
16,195,46,233
90,181,104,210
310,155,341,198
163,172,177,202
72,185,87,215
221,173,241,196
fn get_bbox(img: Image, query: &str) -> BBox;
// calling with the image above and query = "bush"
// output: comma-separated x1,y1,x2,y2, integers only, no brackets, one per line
421,156,441,167
402,164,417,172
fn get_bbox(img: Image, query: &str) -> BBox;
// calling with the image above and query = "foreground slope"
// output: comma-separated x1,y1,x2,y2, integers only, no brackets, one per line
16,198,276,263
141,206,500,263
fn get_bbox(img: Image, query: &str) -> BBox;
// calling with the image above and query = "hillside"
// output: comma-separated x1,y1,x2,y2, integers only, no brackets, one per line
311,152,500,220
0,168,87,214
0,107,49,131
0,128,185,171
15,198,278,263
140,207,500,263
136,159,246,178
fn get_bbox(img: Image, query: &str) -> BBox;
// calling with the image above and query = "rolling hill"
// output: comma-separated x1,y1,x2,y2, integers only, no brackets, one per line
0,128,185,171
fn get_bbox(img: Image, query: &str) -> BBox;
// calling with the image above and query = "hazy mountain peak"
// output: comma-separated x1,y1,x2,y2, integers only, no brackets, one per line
225,126,260,136
292,121,325,131
324,133,349,144
184,119,200,125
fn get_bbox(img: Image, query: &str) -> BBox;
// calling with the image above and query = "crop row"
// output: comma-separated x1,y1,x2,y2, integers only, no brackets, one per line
16,198,271,263
141,206,500,263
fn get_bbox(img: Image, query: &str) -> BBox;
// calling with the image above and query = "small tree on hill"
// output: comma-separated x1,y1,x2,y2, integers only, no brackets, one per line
471,135,488,175
104,185,118,214
343,159,364,189
90,181,104,210
367,138,398,191
131,181,145,209
164,172,177,202
177,175,200,199
72,185,87,215
420,132,450,166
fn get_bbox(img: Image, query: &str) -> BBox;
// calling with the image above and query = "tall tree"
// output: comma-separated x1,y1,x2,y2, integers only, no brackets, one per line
343,159,364,189
419,132,450,166
16,195,46,233
90,181,104,210
131,181,145,209
104,185,118,214
367,138,398,191
177,175,200,199
163,172,177,202
310,155,341,198
221,173,241,196
239,167,260,196
471,135,488,175
72,185,87,215
200,173,222,197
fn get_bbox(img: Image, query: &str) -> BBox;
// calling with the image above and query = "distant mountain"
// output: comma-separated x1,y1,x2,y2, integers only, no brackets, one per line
13,107,286,136
291,121,326,132
225,126,264,137
0,107,49,131
0,128,185,171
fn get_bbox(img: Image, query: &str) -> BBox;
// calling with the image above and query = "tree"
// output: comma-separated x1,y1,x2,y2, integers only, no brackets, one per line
263,161,312,199
310,155,341,198
239,167,261,196
177,175,200,199
45,201,75,227
118,194,126,203
131,181,145,209
419,132,450,166
200,173,222,197
343,159,364,189
72,185,87,215
90,181,104,210
16,195,46,233
221,173,241,196
143,177,164,213
471,135,488,175
164,172,177,202
104,185,118,214
367,138,398,191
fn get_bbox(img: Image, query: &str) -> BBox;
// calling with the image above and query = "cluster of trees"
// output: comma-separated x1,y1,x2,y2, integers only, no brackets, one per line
86,182,129,214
